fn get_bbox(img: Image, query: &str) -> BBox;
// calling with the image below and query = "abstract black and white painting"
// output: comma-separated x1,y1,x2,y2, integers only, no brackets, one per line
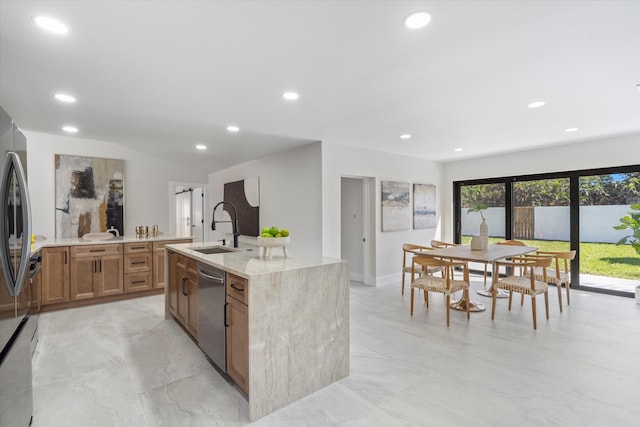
55,155,124,238
413,183,436,229
381,180,410,232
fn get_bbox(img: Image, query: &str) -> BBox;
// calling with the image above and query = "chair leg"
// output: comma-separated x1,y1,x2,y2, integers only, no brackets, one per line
491,290,497,320
531,295,537,330
445,295,450,327
520,293,524,306
483,264,488,289
508,291,513,311
425,290,429,307
410,288,414,315
566,282,571,305
465,289,470,319
402,273,405,295
557,283,563,313
544,291,549,320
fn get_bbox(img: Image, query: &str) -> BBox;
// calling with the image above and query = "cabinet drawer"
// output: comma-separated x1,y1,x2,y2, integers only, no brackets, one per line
71,243,122,258
226,273,248,305
124,242,152,254
124,252,152,273
153,239,192,252
124,271,152,292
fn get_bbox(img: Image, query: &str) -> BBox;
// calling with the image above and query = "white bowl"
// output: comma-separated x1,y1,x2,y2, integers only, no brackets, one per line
256,236,290,247
82,232,115,241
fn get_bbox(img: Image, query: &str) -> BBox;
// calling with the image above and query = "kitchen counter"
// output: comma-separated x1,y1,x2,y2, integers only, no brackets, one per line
165,241,350,422
33,235,190,252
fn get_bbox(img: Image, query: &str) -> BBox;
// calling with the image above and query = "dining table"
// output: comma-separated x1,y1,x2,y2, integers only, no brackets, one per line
410,243,537,312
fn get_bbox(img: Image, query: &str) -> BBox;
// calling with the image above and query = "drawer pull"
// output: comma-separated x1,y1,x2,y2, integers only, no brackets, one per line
132,280,146,284
90,249,106,253
131,261,146,265
131,246,146,250
230,284,245,293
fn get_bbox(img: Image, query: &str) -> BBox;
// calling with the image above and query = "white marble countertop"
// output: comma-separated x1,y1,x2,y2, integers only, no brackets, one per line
165,241,343,279
32,235,192,254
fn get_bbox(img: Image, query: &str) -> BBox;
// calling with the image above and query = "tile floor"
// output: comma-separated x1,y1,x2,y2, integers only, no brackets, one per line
31,276,640,426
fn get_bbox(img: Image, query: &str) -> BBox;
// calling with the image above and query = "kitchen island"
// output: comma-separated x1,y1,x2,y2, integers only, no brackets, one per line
164,242,350,422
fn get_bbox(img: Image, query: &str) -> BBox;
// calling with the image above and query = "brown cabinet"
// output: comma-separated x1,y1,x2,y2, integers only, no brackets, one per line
70,244,123,300
124,242,152,293
226,272,249,395
168,252,198,339
41,246,70,305
153,240,191,289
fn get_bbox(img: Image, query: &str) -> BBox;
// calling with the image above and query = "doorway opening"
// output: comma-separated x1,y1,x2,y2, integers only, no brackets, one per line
341,176,375,286
171,183,205,242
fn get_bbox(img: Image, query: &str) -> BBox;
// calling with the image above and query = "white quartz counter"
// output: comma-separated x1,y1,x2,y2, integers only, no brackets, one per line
33,235,192,253
165,241,344,279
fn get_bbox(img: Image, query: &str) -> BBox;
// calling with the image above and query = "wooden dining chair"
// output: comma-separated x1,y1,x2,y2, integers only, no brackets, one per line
410,256,470,326
430,240,458,248
491,255,553,330
401,244,440,295
478,239,526,289
530,250,576,312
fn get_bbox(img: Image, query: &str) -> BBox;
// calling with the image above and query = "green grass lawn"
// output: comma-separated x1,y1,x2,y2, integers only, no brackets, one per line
461,236,640,280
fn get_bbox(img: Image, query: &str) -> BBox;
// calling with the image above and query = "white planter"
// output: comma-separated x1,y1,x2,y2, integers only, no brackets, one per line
256,236,290,259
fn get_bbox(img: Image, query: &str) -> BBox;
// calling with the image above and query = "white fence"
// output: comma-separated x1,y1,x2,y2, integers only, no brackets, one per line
462,205,633,243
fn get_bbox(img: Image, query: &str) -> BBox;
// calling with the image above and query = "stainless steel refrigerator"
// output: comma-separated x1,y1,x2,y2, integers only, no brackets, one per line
0,105,33,426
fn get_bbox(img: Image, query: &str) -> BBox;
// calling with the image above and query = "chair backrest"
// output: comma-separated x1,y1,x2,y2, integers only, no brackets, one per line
496,240,526,246
536,250,576,275
403,244,431,267
412,255,468,283
430,240,457,248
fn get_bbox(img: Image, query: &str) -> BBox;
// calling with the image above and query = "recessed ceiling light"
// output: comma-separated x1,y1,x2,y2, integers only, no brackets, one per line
62,125,78,133
403,11,431,29
196,144,207,150
282,92,299,101
565,127,579,132
32,15,69,35
454,148,463,152
527,101,546,109
400,134,411,140
226,125,240,132
54,93,76,103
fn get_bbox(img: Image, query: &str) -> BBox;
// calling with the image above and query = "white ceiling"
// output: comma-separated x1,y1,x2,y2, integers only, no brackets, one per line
1,1,639,172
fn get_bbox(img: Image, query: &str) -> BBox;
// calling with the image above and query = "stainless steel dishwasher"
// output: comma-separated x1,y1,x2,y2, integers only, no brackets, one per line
197,263,226,372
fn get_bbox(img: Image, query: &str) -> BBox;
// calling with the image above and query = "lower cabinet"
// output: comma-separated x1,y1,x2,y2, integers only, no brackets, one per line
168,252,198,340
41,246,70,305
226,273,249,395
70,245,123,300
153,240,191,289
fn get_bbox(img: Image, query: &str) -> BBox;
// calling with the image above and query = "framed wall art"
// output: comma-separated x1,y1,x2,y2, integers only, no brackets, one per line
381,180,410,232
55,154,124,238
413,183,436,229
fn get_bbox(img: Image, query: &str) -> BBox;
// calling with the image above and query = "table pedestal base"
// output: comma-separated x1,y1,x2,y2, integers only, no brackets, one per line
450,298,486,312
477,289,509,298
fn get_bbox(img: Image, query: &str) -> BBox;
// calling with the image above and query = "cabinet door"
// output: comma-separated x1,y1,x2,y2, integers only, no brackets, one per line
186,274,198,339
98,254,124,296
176,267,188,325
167,251,178,316
226,295,249,395
153,250,165,288
70,257,98,300
41,247,70,305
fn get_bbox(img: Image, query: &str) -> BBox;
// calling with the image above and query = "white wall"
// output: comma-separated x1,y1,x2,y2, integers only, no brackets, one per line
443,133,640,242
26,131,211,239
322,142,444,285
206,143,323,257
341,177,364,281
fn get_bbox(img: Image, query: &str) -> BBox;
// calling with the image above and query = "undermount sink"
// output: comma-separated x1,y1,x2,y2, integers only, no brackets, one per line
192,247,234,255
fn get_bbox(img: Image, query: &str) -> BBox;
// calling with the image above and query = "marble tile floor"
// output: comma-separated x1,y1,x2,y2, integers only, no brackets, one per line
31,276,640,427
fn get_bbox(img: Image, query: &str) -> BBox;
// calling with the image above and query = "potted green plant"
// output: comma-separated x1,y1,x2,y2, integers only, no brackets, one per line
613,203,640,303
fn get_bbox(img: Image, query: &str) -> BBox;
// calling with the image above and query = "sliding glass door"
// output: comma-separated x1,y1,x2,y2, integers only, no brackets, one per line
454,165,639,297
578,172,640,293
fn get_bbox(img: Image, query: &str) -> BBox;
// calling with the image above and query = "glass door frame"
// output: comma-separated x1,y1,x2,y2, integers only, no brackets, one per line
453,164,639,298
